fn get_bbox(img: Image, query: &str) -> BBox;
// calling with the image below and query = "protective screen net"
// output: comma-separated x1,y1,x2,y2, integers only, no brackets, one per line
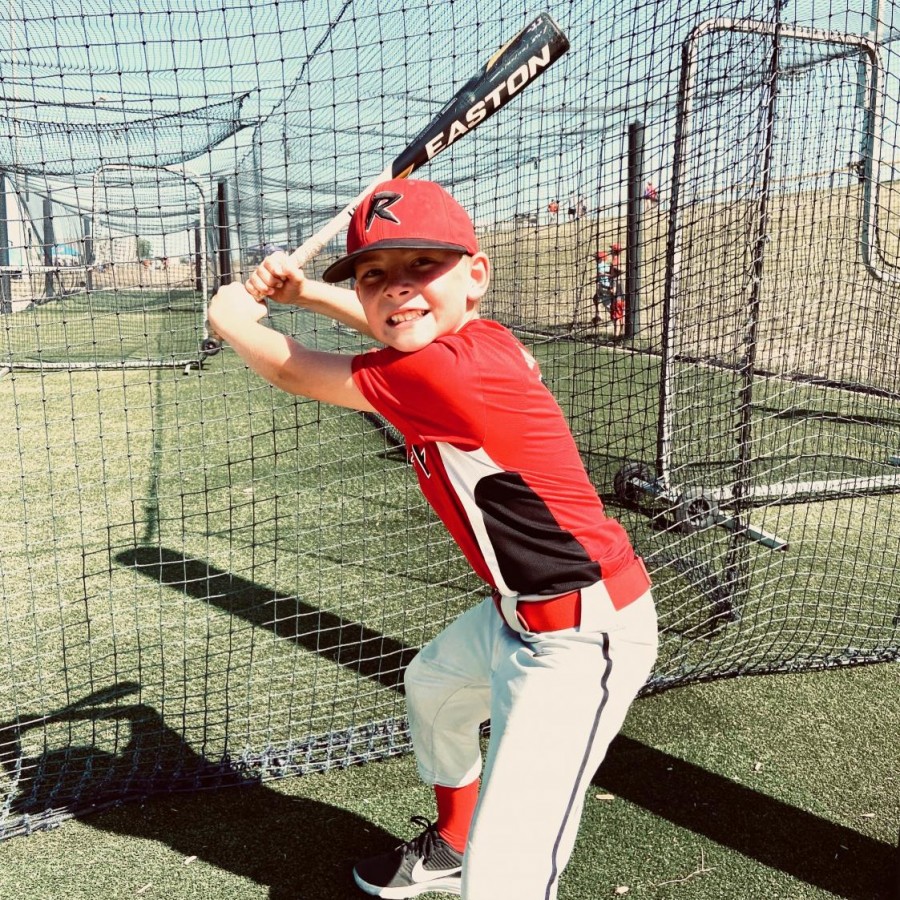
0,0,897,840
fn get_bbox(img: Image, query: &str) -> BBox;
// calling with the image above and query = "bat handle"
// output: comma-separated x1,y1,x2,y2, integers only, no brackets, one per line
289,164,395,269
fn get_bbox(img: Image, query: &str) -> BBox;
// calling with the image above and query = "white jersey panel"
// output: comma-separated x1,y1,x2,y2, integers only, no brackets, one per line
436,441,513,596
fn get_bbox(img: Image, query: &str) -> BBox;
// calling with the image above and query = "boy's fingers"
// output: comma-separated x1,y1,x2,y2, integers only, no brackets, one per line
264,250,290,272
266,255,306,293
245,270,282,300
272,251,305,282
243,270,265,298
244,251,298,300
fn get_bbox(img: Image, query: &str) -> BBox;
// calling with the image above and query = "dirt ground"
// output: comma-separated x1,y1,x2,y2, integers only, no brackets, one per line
480,186,900,394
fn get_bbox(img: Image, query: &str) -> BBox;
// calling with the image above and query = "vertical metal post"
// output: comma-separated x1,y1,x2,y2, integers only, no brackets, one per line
253,138,266,248
82,215,93,292
193,221,202,293
657,27,698,490
216,179,232,287
626,122,644,339
0,172,11,313
721,12,783,606
231,174,244,276
42,194,55,299
732,23,780,515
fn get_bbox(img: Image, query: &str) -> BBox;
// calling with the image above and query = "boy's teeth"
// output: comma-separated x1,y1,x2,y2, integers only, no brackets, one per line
390,310,424,324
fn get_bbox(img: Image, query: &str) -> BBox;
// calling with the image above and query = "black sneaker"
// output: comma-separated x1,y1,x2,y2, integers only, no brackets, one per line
353,815,463,898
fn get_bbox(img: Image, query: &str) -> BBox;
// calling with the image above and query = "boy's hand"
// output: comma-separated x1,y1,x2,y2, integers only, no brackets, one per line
208,281,269,339
244,251,306,306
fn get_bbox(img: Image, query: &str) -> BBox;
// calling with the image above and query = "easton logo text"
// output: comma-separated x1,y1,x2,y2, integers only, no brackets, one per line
424,45,554,161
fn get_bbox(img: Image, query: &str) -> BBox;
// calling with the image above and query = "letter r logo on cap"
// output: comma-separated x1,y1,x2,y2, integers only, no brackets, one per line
365,191,402,230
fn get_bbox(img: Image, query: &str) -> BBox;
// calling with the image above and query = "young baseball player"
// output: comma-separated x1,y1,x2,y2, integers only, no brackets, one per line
208,179,658,900
592,250,613,326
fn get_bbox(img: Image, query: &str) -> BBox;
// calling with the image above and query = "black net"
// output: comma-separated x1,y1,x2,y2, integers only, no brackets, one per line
0,0,898,841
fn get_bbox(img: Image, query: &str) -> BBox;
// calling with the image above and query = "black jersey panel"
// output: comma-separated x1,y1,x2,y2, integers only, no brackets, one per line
474,472,601,595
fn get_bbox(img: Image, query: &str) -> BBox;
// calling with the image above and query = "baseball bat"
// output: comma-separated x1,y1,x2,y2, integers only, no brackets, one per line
287,11,569,269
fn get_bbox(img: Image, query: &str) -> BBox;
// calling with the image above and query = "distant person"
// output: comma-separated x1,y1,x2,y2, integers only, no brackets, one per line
547,199,559,221
607,245,625,338
643,182,659,205
592,250,613,326
568,196,586,220
609,291,626,339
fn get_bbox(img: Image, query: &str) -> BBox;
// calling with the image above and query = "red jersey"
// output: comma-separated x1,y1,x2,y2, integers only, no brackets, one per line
351,319,635,598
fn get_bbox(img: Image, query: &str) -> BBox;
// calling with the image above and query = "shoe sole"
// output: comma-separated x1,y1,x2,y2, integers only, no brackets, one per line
352,869,462,898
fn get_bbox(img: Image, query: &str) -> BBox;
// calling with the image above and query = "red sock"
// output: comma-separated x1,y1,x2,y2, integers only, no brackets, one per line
434,780,480,853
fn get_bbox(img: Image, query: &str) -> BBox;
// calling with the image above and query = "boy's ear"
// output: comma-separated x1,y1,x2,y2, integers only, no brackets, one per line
467,252,491,305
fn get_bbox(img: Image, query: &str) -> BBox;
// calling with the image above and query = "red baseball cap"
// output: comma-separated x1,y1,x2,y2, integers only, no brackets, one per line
322,178,478,283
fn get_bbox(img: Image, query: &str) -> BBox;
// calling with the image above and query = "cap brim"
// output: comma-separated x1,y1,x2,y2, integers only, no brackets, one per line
321,239,472,283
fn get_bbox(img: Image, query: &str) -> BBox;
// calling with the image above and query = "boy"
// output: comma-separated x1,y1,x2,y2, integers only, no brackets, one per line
592,250,613,326
607,245,626,339
609,292,626,339
208,179,658,900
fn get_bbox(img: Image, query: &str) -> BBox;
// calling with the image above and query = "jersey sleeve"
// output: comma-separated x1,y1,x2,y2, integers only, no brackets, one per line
351,337,486,448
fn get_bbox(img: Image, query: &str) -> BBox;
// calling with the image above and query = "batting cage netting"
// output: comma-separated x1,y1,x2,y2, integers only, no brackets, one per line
1,0,898,838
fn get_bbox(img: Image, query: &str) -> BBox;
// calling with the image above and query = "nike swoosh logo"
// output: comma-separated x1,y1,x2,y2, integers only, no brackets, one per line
410,857,462,883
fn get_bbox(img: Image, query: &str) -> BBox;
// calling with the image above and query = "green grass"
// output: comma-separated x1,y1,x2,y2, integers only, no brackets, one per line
0,293,897,897
1,326,898,805
0,661,895,899
1,288,207,365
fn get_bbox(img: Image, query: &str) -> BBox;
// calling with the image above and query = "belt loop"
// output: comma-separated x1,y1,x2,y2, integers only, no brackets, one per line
498,593,526,632
578,581,611,632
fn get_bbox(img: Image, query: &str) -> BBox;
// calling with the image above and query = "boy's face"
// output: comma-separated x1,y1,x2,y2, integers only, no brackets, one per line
352,248,490,353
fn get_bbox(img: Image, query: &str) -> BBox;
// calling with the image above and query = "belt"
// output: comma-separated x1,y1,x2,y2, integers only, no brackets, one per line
491,555,651,633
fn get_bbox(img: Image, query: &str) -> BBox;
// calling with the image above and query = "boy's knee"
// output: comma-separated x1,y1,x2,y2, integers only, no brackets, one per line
403,650,430,697
403,649,464,713
403,651,453,728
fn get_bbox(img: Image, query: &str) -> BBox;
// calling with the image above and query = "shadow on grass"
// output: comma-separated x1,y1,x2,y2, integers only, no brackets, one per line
86,777,393,900
71,724,897,900
115,545,418,693
0,682,391,899
86,546,894,899
594,734,897,900
0,683,246,835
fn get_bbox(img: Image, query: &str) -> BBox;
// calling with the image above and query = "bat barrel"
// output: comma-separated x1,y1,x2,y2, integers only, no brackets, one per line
284,13,569,271
391,12,569,178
